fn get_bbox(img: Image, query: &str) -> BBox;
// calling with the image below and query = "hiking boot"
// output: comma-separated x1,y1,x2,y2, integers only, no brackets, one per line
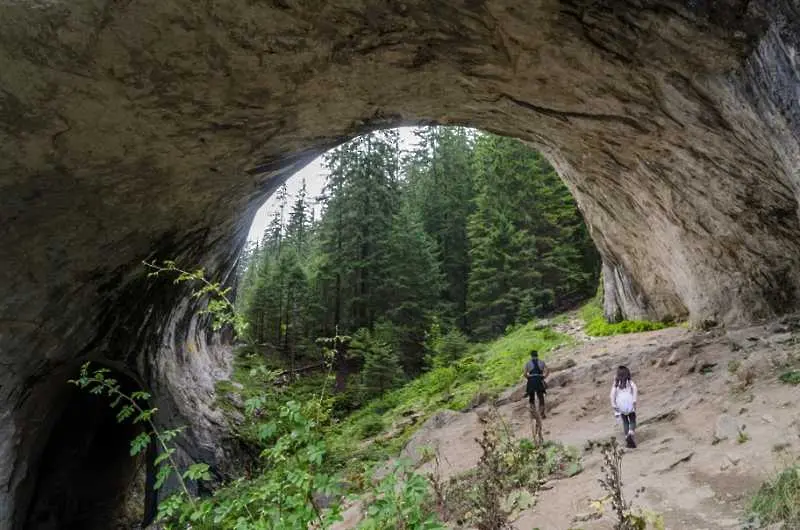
626,434,636,448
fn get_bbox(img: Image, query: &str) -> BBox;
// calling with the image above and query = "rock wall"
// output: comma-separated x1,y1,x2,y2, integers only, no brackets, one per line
1,0,799,526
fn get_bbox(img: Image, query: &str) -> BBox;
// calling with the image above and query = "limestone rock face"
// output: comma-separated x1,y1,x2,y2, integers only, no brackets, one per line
1,0,800,526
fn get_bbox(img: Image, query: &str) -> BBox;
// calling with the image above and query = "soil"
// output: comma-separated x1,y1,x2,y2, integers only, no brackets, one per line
335,317,800,529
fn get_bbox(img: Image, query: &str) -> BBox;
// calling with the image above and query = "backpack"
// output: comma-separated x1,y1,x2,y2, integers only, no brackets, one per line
615,385,635,414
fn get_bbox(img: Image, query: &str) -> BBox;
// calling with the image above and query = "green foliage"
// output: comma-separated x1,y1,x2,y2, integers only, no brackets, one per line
579,299,669,337
747,466,800,528
467,134,600,339
359,416,385,439
326,322,572,473
405,127,476,331
779,370,800,385
737,428,750,444
358,460,445,530
69,363,197,510
352,326,405,400
426,324,471,368
238,126,599,377
145,260,245,335
161,401,345,529
428,415,580,528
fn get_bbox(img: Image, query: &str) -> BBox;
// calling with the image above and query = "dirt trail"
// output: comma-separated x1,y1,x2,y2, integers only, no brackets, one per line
337,319,800,529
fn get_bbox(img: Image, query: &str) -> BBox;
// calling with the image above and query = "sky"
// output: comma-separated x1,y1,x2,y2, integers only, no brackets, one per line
247,127,421,242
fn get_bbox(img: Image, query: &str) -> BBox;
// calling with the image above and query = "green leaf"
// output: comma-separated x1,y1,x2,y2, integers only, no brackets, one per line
116,404,135,422
154,464,172,490
134,408,155,424
154,447,175,466
131,390,152,401
129,432,151,456
183,463,211,481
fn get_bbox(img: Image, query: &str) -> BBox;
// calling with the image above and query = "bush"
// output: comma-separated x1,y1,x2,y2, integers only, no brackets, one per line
579,299,669,337
352,328,405,400
748,466,800,527
428,328,471,368
779,370,800,385
359,460,445,530
359,416,385,439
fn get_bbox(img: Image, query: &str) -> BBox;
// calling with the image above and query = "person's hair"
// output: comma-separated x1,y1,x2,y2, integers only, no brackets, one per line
615,365,631,389
530,350,539,358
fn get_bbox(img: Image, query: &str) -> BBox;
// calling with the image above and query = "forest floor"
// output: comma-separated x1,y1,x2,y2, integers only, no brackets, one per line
335,316,800,529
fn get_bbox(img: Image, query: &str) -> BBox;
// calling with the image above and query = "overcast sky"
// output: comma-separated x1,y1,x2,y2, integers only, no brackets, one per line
247,127,422,242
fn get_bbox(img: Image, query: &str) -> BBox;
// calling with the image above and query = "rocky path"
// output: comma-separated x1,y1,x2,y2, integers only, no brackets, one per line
337,319,800,529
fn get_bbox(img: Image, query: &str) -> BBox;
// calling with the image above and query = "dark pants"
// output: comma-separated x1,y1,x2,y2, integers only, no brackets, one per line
528,391,545,416
621,412,637,436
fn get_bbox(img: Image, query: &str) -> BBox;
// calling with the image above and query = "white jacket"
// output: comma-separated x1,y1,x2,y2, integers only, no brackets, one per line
610,381,638,414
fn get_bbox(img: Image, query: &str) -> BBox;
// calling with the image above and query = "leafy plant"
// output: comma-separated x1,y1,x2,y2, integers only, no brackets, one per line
426,326,471,368
779,370,800,385
748,465,800,527
737,427,750,444
69,364,208,512
144,260,245,334
358,460,445,530
579,299,669,337
425,412,576,529
163,400,343,529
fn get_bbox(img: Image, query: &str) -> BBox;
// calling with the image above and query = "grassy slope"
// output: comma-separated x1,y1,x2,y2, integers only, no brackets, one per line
217,302,674,476
325,323,573,472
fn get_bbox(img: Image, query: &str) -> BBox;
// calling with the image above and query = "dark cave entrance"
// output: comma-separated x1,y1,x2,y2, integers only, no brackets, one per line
23,369,153,530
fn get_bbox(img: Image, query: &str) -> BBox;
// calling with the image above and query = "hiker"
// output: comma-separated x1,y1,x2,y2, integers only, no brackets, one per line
524,350,549,419
610,365,638,448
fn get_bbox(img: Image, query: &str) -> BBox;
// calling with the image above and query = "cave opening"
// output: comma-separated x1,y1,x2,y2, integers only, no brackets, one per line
241,125,602,377
23,368,152,530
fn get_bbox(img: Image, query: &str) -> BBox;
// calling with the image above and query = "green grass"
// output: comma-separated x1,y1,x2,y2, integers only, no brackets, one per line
578,299,669,337
325,321,573,472
749,465,800,527
779,370,800,385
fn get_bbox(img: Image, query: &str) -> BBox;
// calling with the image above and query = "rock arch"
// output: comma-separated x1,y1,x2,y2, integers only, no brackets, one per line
1,1,799,526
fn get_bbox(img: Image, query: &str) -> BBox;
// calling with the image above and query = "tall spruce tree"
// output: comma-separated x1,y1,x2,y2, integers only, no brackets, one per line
467,133,599,338
405,127,475,330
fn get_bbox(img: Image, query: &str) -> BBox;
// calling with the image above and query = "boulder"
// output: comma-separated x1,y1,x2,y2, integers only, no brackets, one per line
667,344,694,365
550,358,577,373
713,414,742,443
495,382,527,407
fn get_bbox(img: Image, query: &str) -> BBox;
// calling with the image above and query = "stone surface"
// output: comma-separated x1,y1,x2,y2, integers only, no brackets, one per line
400,410,461,466
2,1,800,527
668,344,695,365
714,414,742,443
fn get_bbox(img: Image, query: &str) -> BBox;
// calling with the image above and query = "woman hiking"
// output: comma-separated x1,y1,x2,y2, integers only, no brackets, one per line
610,365,638,448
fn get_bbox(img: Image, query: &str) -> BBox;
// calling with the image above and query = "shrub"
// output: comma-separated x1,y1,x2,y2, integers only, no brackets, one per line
359,416,385,439
352,328,405,400
579,299,669,337
585,318,669,337
428,328,471,368
427,412,581,528
358,460,444,530
748,466,800,527
779,370,800,385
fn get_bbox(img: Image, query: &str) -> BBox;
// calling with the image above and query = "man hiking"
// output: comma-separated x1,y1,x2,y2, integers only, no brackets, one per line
524,350,549,419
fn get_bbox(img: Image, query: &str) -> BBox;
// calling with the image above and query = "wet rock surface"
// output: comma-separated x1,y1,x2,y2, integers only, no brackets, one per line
2,1,800,527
